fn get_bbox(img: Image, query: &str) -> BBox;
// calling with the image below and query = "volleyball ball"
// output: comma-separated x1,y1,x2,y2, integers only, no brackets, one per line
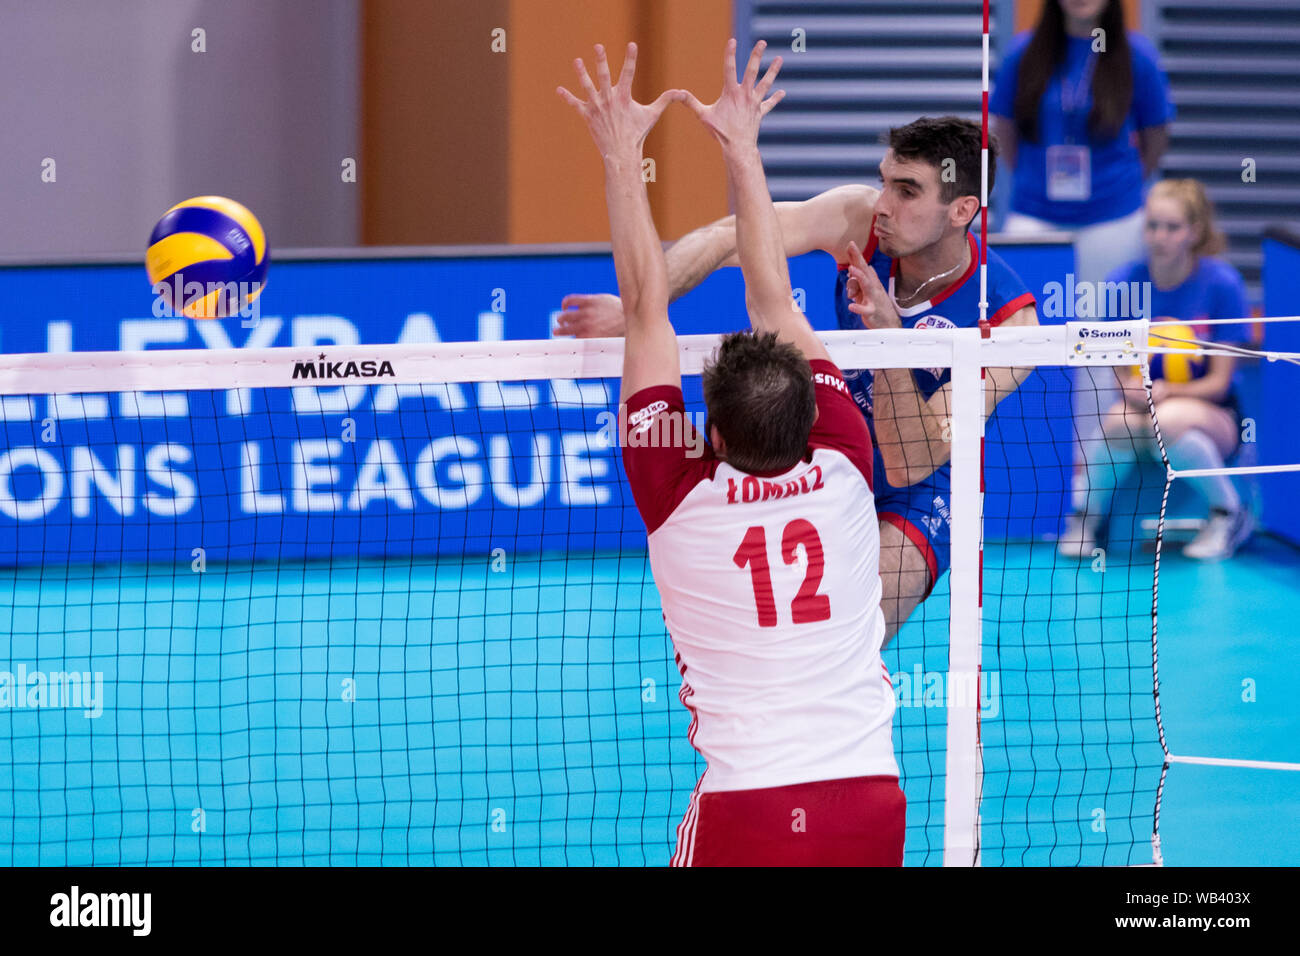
1135,322,1208,384
146,196,268,319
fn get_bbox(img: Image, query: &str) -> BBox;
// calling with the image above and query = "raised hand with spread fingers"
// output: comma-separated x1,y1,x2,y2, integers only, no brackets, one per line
679,38,785,157
557,42,680,164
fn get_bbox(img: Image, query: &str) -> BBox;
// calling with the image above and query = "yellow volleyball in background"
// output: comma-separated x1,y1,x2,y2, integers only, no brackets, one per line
1132,322,1208,384
146,196,268,319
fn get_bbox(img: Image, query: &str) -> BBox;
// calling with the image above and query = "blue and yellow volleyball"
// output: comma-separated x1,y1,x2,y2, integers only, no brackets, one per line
1135,322,1209,384
146,196,268,319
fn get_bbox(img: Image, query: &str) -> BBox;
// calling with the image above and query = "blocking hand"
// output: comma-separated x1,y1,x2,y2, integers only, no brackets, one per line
679,39,785,152
557,42,680,159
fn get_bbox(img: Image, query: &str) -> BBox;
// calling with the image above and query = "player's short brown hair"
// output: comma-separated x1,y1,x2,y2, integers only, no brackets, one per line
702,330,816,474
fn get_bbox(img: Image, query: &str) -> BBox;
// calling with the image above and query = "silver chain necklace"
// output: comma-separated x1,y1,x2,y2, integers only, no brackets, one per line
892,252,967,307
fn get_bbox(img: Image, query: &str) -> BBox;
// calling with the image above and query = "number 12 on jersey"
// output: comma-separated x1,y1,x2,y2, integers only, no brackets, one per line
732,519,832,627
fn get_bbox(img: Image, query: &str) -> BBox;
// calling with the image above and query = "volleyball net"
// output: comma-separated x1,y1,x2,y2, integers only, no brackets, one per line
0,323,1294,865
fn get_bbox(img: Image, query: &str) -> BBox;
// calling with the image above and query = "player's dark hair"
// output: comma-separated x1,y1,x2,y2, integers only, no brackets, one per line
884,116,997,208
1014,0,1133,142
702,330,816,474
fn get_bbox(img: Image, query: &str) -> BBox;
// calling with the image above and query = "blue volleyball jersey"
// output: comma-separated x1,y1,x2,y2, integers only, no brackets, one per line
833,217,1037,427
830,219,1035,592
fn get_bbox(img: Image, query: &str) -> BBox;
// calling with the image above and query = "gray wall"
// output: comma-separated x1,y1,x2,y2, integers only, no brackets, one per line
0,0,358,258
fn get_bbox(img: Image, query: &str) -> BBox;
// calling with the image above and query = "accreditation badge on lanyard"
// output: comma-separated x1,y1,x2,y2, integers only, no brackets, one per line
1046,52,1098,201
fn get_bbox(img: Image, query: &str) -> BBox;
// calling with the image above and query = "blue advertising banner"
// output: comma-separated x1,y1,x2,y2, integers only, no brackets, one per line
0,373,625,566
0,241,1073,566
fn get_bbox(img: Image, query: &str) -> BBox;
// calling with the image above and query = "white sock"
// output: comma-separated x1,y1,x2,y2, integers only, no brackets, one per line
1166,429,1241,514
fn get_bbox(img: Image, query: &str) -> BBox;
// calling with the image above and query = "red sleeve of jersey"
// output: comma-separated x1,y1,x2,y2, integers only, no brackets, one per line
988,291,1036,327
620,385,719,535
807,359,874,490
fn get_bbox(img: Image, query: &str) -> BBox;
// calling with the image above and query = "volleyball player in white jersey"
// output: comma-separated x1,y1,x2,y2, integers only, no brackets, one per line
559,39,903,866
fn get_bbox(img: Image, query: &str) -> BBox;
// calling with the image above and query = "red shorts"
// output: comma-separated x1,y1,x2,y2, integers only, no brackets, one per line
671,774,905,867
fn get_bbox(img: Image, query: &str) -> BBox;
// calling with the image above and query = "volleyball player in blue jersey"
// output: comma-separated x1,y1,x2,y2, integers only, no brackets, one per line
557,117,1039,639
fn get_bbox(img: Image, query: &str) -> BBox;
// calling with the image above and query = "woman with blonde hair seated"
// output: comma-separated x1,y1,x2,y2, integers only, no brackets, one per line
1059,178,1252,561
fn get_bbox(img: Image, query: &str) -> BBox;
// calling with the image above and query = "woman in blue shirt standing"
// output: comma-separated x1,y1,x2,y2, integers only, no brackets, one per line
991,0,1176,279
1059,179,1253,562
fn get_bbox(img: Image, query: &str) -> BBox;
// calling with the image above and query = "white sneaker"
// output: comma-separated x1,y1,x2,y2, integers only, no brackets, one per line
1057,514,1100,558
1182,509,1253,561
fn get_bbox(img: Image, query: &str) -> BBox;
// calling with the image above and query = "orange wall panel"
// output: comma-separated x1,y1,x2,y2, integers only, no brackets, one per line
632,0,734,241
506,0,732,244
506,0,638,244
361,0,510,245
359,0,754,247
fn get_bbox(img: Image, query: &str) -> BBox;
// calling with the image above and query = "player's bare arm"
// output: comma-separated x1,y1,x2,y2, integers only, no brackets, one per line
556,43,680,403
677,182,879,277
681,39,829,364
555,185,878,338
846,245,1038,485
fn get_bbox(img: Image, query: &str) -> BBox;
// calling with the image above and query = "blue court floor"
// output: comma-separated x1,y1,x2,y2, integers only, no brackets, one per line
1,536,1297,866
1127,534,1300,866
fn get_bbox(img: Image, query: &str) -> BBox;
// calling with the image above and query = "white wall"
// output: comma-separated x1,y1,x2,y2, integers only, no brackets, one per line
0,0,358,258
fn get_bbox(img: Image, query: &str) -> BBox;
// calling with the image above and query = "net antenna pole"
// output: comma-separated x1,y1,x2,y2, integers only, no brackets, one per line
942,0,993,866
943,0,992,868
944,330,985,867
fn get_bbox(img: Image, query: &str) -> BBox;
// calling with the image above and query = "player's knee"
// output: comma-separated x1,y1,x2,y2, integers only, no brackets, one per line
1159,398,1224,439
